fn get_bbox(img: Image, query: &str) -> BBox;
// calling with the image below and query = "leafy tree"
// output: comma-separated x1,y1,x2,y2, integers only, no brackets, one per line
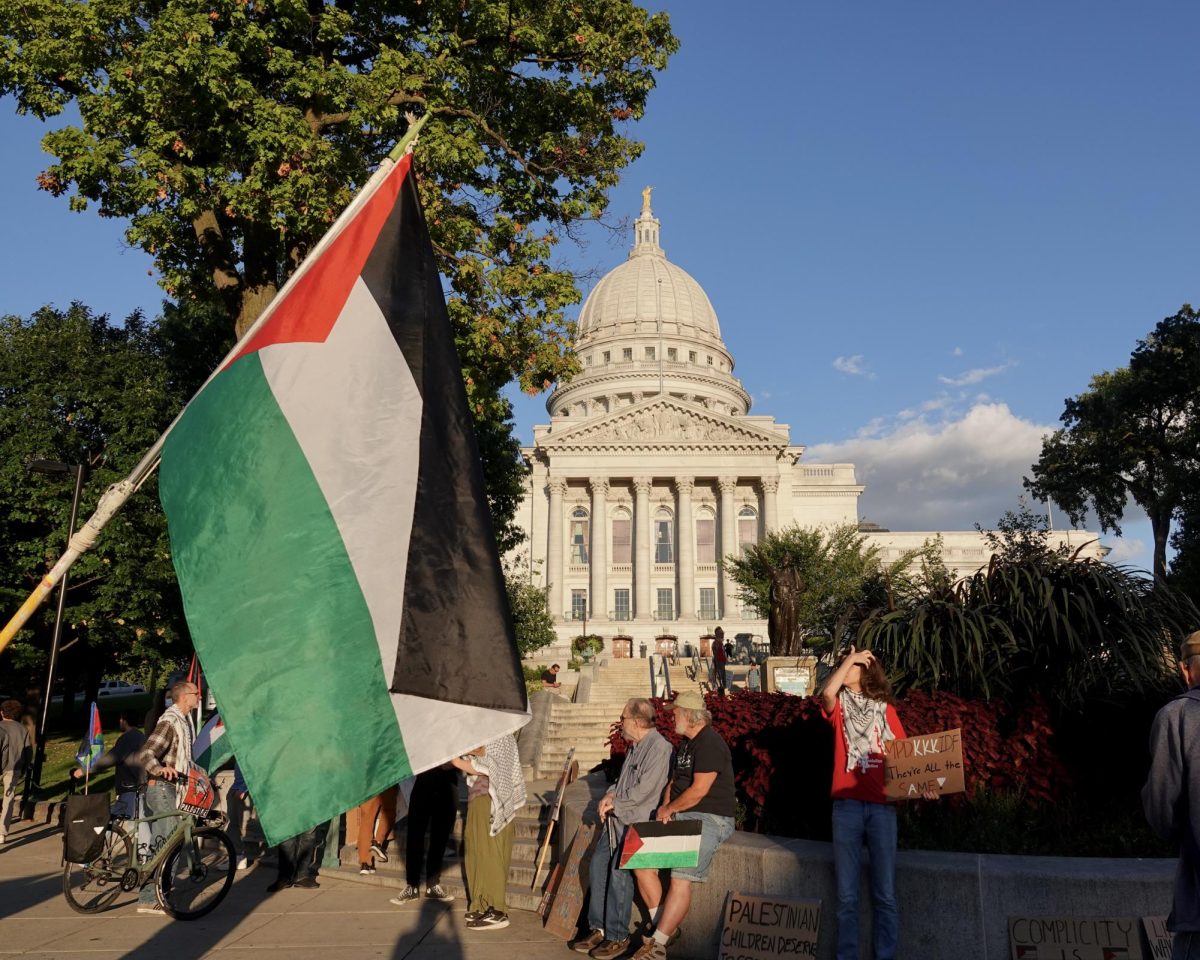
1169,493,1200,610
1026,305,1200,581
504,559,556,659
856,553,1195,711
0,305,192,718
975,499,1068,566
725,524,926,656
0,0,679,548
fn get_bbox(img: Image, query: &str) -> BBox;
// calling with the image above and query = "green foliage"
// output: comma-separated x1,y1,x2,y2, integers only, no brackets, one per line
975,499,1068,566
724,524,928,655
1170,494,1200,610
572,633,603,656
0,0,679,550
0,304,191,704
1026,304,1200,580
504,559,556,659
857,551,1196,710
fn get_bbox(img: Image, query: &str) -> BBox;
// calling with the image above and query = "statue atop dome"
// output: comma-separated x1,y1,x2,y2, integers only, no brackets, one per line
641,185,653,216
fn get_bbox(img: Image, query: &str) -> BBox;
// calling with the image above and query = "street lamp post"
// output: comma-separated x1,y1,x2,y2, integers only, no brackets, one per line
24,459,86,806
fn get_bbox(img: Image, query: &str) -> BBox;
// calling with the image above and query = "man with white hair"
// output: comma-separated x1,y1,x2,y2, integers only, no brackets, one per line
571,698,672,959
631,691,735,960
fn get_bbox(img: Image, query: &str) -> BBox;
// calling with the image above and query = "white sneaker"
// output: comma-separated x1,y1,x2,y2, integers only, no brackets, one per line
389,885,419,905
137,903,166,915
426,884,454,902
236,856,249,871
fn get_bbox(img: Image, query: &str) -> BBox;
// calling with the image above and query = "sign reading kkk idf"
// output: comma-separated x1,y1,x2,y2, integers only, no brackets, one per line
1007,916,1144,960
883,727,966,800
719,893,821,960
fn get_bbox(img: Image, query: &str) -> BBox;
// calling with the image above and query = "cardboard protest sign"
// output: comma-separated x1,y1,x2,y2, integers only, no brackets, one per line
1008,916,1143,959
764,656,818,696
883,728,965,799
543,822,597,940
719,893,821,960
1141,917,1171,960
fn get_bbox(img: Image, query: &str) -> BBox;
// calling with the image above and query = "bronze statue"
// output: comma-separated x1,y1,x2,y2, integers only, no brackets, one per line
768,562,803,656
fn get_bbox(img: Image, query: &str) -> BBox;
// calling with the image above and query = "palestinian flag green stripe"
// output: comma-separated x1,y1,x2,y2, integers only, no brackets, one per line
620,849,701,870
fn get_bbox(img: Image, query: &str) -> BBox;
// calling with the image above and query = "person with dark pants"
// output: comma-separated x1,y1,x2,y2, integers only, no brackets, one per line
390,765,459,903
270,819,332,892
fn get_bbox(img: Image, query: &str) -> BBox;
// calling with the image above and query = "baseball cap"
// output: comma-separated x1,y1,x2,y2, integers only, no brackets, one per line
1181,631,1200,661
666,690,706,712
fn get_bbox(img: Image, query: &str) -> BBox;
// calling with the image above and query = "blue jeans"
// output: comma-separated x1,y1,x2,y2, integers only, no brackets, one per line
588,822,634,939
832,799,898,960
138,781,179,903
672,811,734,882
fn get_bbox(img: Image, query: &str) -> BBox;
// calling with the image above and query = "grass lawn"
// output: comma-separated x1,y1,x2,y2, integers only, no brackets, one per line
36,729,118,803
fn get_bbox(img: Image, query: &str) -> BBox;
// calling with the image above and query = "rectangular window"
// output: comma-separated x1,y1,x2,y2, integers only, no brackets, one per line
740,598,760,619
738,516,758,555
656,588,674,620
622,347,633,361
645,346,655,360
707,355,714,366
667,347,678,361
696,518,715,564
612,518,632,564
655,518,674,564
614,589,630,621
699,587,717,620
571,589,588,620
602,350,611,363
689,350,697,363
584,354,592,366
570,517,589,565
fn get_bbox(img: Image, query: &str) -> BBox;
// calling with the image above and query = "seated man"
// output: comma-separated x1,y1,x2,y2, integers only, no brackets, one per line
632,691,736,960
572,698,672,959
541,664,562,689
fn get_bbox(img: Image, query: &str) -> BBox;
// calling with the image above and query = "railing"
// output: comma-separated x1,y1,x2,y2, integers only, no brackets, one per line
609,563,633,574
653,563,675,575
649,654,672,699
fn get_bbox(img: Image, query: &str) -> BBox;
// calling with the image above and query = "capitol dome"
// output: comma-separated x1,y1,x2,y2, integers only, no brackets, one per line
547,191,749,421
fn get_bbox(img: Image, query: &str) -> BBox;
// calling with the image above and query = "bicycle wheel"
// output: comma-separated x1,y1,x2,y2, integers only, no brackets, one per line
157,826,236,920
62,825,135,914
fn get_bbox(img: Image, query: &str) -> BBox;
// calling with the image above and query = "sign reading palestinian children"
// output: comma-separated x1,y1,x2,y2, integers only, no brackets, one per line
1141,916,1172,960
1007,916,1144,960
883,727,965,800
719,893,821,960
764,656,818,697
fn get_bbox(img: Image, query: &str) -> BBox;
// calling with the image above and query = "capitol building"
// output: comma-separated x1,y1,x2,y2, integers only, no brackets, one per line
513,193,1102,652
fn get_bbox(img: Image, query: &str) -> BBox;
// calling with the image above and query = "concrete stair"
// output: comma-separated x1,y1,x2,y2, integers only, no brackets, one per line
532,658,709,780
332,782,562,913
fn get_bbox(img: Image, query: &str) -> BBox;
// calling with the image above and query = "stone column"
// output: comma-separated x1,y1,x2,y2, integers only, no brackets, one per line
589,478,609,621
762,476,780,534
676,477,696,620
546,477,567,621
718,476,738,619
634,476,653,621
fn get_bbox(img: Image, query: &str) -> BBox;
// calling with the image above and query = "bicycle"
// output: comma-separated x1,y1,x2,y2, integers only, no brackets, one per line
63,781,236,920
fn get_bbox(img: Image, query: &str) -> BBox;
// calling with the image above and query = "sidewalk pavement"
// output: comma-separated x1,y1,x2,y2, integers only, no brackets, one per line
0,818,576,960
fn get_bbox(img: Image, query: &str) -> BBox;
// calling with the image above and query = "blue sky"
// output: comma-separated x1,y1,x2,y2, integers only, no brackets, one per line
3,1,1197,573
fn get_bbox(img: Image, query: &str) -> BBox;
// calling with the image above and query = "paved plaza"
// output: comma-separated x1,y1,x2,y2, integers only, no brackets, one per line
0,818,574,960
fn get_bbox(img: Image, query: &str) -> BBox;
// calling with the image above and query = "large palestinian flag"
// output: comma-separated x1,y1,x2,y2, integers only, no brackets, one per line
158,152,529,846
619,820,702,870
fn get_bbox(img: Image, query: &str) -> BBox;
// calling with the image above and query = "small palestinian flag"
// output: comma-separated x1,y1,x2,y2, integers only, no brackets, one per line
74,701,103,774
193,713,233,774
619,820,702,870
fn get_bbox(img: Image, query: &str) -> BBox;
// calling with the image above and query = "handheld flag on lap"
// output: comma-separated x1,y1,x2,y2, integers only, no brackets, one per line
75,701,103,774
193,713,233,774
619,820,702,870
158,151,529,847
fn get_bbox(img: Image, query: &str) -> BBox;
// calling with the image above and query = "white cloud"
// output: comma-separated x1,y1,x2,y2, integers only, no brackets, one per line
1103,536,1149,570
938,361,1016,387
832,354,875,378
952,346,964,357
807,402,1055,530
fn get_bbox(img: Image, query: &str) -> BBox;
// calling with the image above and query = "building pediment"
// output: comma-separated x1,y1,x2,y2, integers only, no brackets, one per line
539,397,789,451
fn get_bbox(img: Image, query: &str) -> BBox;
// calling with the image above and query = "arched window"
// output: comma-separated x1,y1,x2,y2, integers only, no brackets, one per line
655,507,674,564
695,507,716,564
570,507,589,565
738,505,759,554
611,508,631,564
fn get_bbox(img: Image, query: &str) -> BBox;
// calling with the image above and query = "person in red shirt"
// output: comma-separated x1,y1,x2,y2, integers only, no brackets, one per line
820,646,934,960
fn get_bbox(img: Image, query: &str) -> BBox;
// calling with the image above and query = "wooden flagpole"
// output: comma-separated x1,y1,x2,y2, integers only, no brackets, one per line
0,113,432,657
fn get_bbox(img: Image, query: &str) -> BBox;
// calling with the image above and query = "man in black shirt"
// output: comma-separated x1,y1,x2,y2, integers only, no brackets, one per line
631,691,735,960
70,709,145,818
541,664,562,689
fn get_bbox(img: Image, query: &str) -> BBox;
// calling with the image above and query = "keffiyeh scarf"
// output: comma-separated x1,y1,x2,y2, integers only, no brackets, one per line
839,688,894,774
468,733,526,836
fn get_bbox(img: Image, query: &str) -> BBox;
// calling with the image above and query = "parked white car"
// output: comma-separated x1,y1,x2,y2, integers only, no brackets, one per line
96,680,146,698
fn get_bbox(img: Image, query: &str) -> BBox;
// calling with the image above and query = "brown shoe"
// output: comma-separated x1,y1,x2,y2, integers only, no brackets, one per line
590,939,631,960
571,930,605,954
630,939,667,960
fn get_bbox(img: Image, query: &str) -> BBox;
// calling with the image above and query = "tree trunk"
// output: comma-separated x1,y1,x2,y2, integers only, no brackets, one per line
1151,507,1172,583
235,281,279,338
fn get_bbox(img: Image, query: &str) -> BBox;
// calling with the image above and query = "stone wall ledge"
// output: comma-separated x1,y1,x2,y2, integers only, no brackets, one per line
558,777,1174,959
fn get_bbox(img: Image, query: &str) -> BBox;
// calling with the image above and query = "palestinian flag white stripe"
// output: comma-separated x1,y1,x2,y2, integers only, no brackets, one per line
159,154,528,846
